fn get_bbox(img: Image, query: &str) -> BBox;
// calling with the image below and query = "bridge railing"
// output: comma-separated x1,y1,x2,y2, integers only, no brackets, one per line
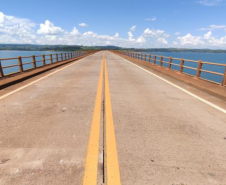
117,51,226,87
0,51,91,78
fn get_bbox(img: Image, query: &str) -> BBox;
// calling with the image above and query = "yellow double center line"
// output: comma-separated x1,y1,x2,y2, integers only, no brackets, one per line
82,53,121,185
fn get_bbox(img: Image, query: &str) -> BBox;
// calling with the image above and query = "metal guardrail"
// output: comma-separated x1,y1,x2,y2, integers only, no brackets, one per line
0,51,93,78
116,51,226,87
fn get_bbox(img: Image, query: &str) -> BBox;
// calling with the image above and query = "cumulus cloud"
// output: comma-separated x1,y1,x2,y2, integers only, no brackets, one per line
37,20,64,35
71,27,81,35
177,33,204,46
114,32,119,38
145,17,157,21
0,12,36,43
137,36,146,43
130,25,136,32
176,32,226,48
1,11,226,48
128,31,135,42
79,23,88,27
83,31,97,37
157,38,168,45
204,31,212,39
143,28,169,38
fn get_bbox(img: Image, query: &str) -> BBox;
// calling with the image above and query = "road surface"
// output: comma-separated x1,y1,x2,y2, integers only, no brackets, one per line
0,51,226,185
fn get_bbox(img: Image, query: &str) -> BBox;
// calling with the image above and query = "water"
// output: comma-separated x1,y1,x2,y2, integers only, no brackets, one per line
0,50,72,76
0,51,226,84
142,52,226,84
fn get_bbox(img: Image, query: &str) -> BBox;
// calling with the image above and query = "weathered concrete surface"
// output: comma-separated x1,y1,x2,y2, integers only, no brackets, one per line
0,52,103,185
1,50,226,185
106,51,226,185
112,51,226,101
0,52,96,90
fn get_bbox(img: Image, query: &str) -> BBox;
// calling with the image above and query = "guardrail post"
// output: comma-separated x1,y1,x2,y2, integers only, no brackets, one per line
149,55,151,63
61,53,63,61
42,55,46,65
56,54,58,62
154,55,157,64
160,56,163,66
50,54,53,64
144,54,146,61
168,57,172,69
0,60,4,77
222,66,226,86
65,53,67,60
180,58,184,73
196,60,202,78
32,55,36,68
18,56,23,72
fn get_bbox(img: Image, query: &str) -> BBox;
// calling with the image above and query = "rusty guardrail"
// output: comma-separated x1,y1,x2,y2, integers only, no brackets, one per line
0,51,94,78
114,51,226,87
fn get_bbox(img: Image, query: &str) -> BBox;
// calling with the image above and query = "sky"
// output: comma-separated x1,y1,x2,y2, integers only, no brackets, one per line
0,0,226,48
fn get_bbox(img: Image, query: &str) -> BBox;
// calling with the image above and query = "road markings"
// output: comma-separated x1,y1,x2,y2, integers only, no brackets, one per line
0,55,92,101
116,54,226,114
104,55,122,185
82,57,104,185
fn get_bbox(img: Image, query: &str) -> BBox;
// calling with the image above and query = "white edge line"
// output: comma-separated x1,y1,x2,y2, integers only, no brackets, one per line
115,54,226,114
0,55,91,100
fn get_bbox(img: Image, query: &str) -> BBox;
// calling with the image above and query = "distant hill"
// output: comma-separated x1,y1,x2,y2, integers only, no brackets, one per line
0,44,225,53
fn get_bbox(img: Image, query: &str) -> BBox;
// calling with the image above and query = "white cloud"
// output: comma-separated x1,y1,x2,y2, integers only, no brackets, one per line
175,32,181,36
199,24,226,31
128,31,135,41
198,0,225,6
204,31,212,39
37,20,64,35
130,25,136,32
177,33,204,46
79,23,88,27
83,31,97,37
143,28,169,38
114,32,119,38
1,11,226,49
157,38,168,45
71,27,81,35
137,36,146,43
145,17,157,21
0,12,36,43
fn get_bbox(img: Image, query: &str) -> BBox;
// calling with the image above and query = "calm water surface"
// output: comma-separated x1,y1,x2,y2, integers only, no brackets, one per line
0,51,226,84
143,52,226,84
0,50,67,75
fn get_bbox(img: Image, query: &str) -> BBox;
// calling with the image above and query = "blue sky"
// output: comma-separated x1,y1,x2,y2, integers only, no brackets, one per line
0,0,226,48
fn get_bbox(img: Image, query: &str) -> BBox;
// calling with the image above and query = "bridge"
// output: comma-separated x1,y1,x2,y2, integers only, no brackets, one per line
0,51,226,185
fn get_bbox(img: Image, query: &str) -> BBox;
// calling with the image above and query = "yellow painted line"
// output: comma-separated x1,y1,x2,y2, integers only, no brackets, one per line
104,54,122,185
82,56,104,185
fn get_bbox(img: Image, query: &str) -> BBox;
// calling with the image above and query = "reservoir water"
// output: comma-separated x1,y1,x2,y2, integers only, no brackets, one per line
0,50,226,84
142,52,226,84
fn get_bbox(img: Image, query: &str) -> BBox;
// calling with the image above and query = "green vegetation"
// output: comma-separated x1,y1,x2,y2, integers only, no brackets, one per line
0,44,226,53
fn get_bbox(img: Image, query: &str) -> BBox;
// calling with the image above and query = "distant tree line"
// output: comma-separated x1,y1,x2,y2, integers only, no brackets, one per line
0,44,226,53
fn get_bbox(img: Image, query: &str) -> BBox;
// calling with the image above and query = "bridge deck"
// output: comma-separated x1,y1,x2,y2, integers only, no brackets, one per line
0,51,226,184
